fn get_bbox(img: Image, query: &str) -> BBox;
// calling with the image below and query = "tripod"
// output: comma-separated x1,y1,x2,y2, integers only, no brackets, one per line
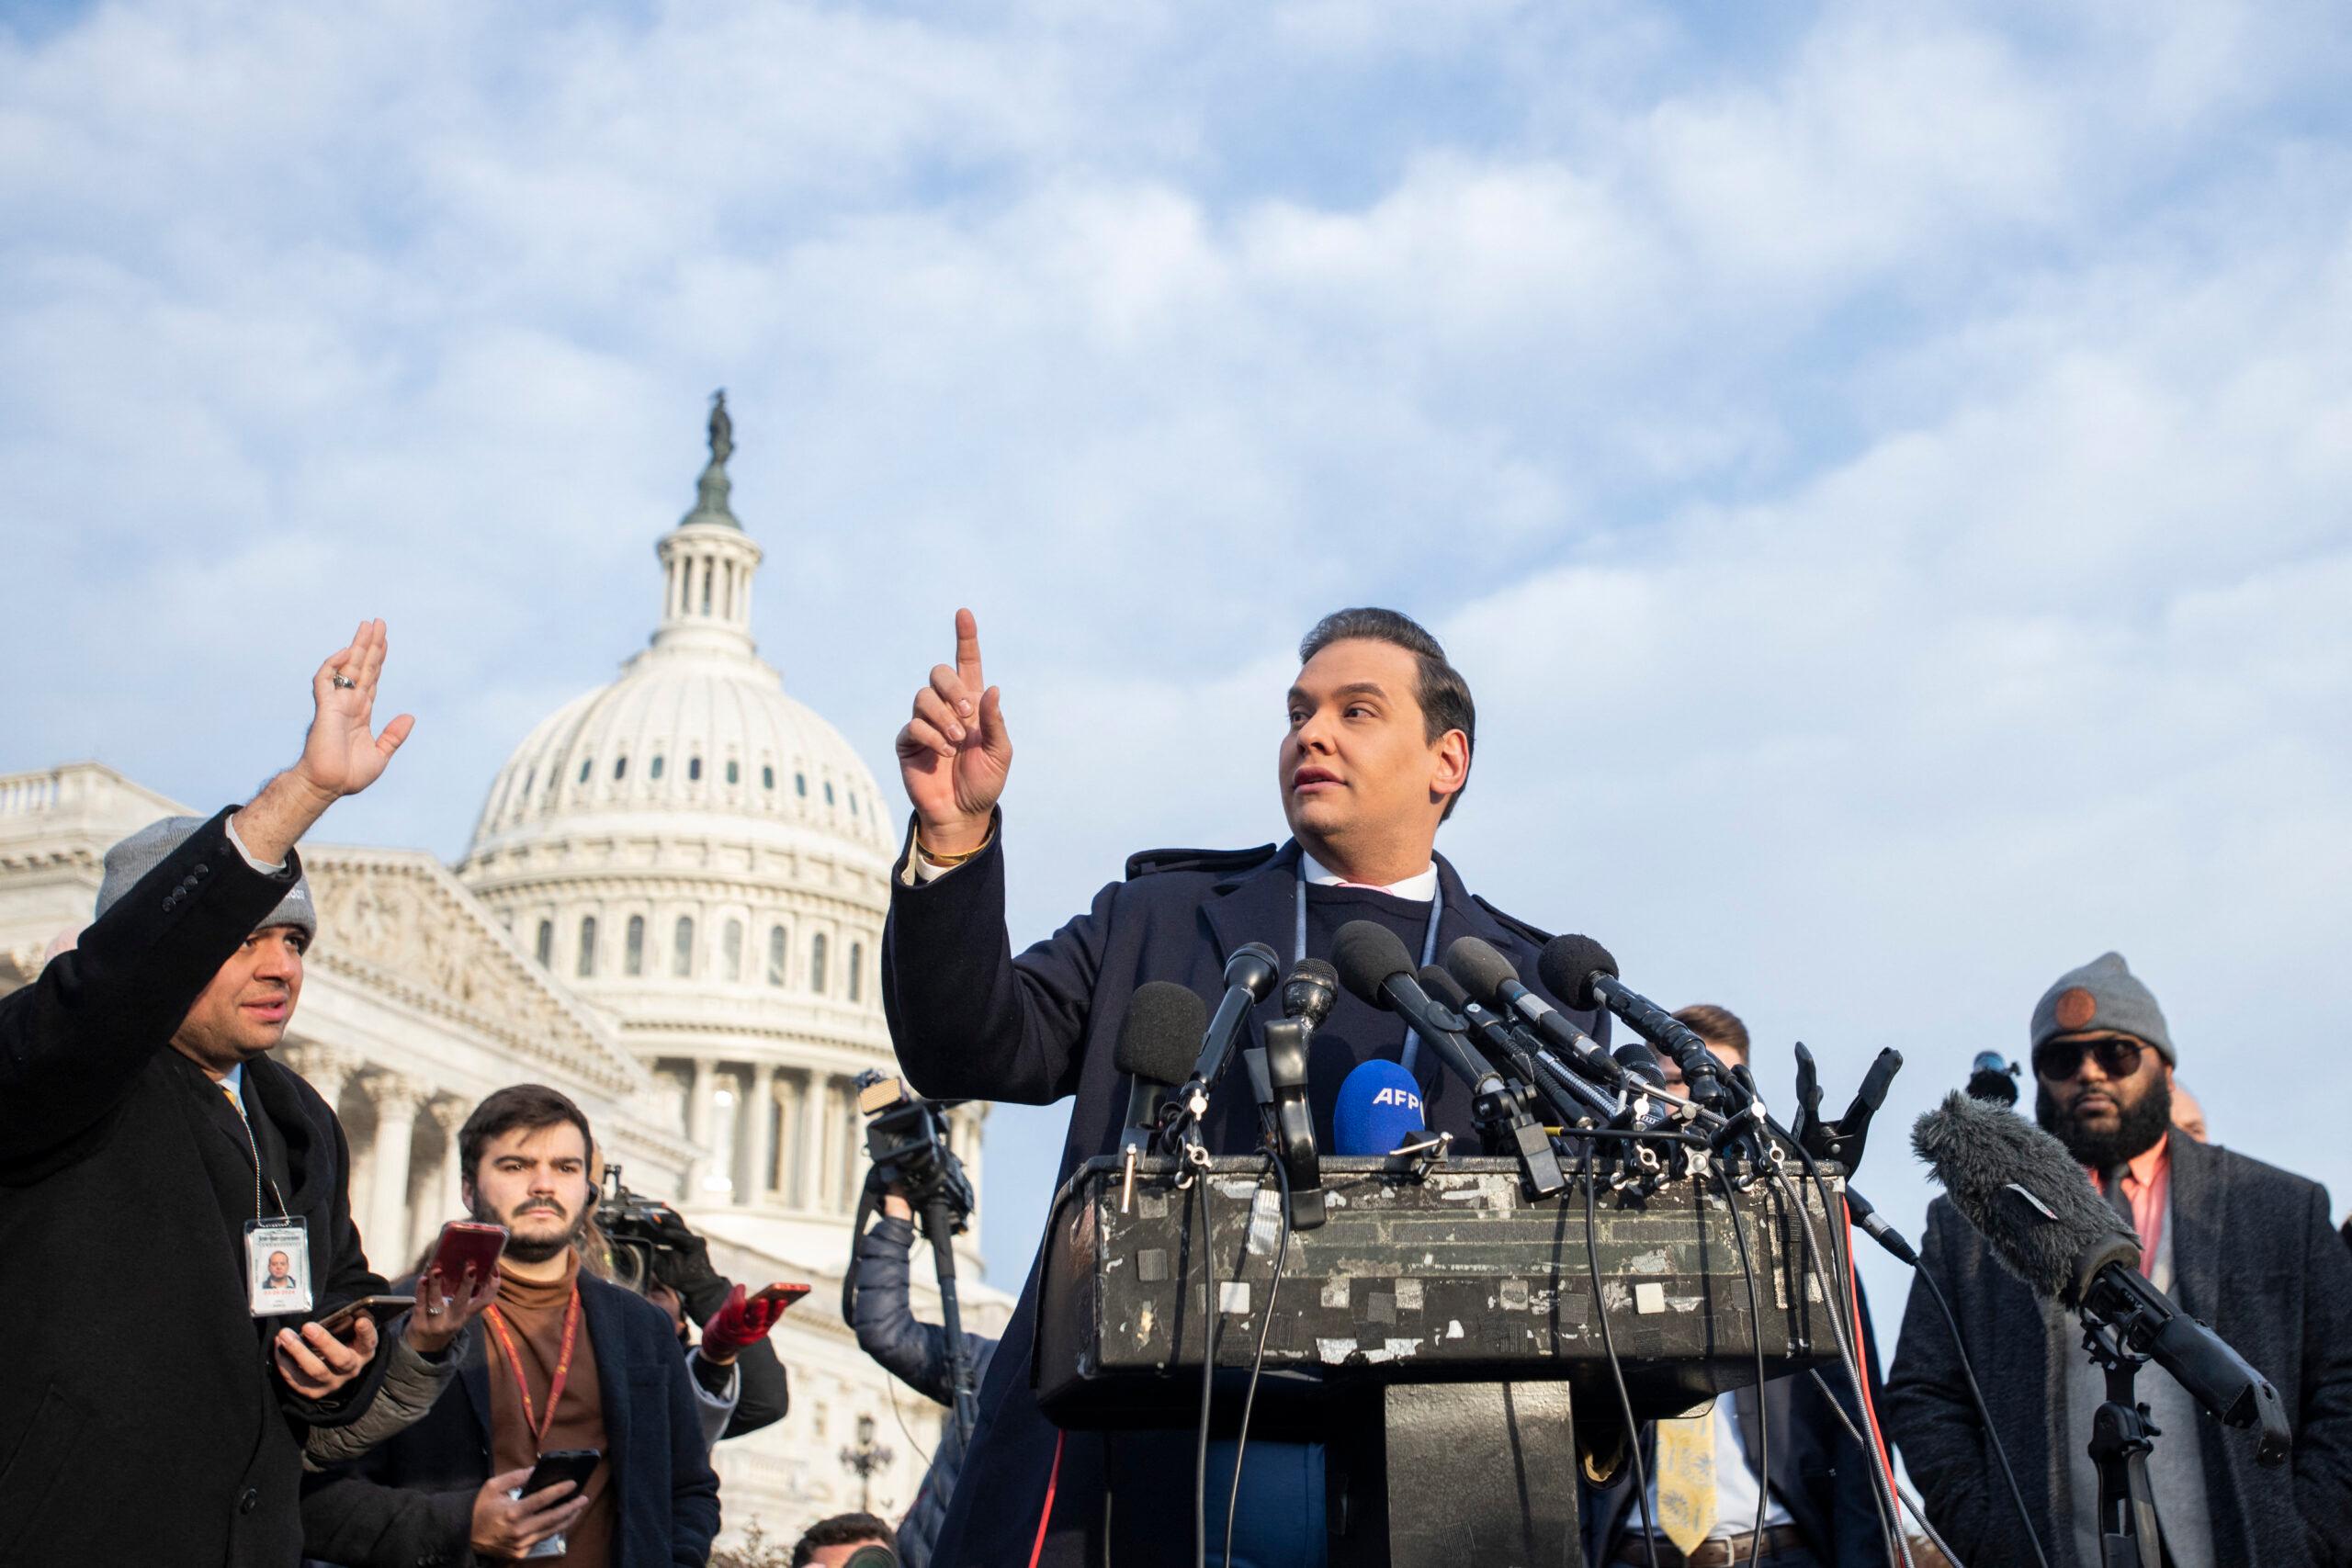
2082,1318,2165,1568
922,1192,978,1445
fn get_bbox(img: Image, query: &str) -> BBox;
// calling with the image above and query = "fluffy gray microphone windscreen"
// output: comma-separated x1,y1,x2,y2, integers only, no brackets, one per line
1912,1089,2141,1309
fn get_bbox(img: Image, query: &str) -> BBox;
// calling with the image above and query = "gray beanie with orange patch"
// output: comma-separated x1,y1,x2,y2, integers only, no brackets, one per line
2030,951,2174,1064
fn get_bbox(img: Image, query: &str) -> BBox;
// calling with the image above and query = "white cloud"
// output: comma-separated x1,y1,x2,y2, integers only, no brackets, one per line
4,0,2349,1327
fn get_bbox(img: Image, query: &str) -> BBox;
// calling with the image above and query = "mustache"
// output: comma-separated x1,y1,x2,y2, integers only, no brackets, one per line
513,1201,568,1219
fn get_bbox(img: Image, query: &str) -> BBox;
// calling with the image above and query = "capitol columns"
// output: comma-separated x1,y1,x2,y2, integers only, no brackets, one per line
361,1071,433,1273
415,1094,473,1249
747,1062,778,1203
685,1057,719,1198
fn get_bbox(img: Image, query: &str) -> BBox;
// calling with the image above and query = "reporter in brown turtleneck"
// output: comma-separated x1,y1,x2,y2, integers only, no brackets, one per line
299,1086,720,1568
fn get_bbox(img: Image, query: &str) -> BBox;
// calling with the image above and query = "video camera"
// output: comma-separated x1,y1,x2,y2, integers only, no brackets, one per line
854,1070,976,1237
597,1162,691,1293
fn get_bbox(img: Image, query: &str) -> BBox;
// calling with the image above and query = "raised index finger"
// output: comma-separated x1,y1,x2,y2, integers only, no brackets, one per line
955,607,983,692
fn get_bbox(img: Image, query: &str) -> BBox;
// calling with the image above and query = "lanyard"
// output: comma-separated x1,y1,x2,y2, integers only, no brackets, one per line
1295,868,1443,1075
484,1288,583,1448
220,1080,288,1221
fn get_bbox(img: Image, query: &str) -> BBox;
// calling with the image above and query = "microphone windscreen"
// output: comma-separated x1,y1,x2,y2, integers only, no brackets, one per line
1334,1057,1427,1156
1912,1090,2140,1307
1115,981,1209,1087
1442,936,1523,1011
1333,920,1416,1010
1612,1041,1666,1088
1417,964,1471,1013
1537,934,1619,1012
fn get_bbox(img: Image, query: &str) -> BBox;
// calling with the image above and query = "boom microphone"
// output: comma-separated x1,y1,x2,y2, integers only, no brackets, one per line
1913,1092,2290,1460
1536,935,1713,1071
1167,942,1283,1140
1419,964,1615,1126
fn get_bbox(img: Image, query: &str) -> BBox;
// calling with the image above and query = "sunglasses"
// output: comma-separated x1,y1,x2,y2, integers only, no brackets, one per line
2032,1035,2145,1081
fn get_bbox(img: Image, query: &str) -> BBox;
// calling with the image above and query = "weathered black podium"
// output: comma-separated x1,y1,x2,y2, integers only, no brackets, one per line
1035,1155,1854,1568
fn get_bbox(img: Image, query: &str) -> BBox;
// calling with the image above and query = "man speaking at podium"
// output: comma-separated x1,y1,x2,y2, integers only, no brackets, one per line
881,606,1606,1567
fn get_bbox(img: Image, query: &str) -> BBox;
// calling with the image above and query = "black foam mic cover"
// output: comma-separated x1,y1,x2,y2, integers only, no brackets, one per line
1117,981,1210,1088
1441,936,1521,1011
1612,1040,1666,1089
1912,1089,2140,1308
1333,920,1419,1009
1536,933,1619,1012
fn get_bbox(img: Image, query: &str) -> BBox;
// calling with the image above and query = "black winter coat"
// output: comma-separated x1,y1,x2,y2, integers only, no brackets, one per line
1883,1130,2352,1568
879,817,1605,1568
299,1271,722,1568
0,807,389,1568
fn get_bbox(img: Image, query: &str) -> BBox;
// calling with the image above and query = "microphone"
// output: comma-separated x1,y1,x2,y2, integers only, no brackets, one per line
1442,936,1626,1090
1118,982,1208,1136
1537,936,1755,1152
1337,920,1565,1195
1334,1059,1428,1156
1840,1183,1919,1268
1967,1051,2024,1107
1419,964,1615,1127
1913,1092,2290,1461
1282,958,1338,1026
1114,982,1207,1210
1167,942,1283,1142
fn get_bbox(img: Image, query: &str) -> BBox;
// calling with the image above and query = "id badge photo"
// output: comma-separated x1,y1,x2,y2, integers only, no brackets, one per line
245,1216,312,1317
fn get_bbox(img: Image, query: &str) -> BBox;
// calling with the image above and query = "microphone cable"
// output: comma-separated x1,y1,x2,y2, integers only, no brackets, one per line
1764,1157,1913,1568
1192,1175,1220,1568
1782,1146,2048,1568
1582,1140,1662,1568
1801,1369,1970,1568
1715,1168,1771,1568
1220,1151,1294,1568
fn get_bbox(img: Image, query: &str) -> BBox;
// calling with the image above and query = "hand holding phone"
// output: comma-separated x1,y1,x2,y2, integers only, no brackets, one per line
699,1281,807,1363
314,1294,415,1338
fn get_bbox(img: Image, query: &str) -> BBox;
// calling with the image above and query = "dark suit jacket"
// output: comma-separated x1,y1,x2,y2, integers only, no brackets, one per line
0,807,388,1568
1883,1130,2352,1568
299,1271,722,1568
1583,1368,1895,1566
879,817,1605,1568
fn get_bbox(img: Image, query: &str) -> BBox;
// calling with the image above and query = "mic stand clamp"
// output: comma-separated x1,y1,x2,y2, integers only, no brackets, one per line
2081,1318,2165,1568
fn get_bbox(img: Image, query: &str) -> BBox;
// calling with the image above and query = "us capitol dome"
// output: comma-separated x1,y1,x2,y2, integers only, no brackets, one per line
457,393,986,1274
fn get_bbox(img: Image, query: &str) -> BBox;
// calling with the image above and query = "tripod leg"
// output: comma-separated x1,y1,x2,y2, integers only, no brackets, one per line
923,1197,977,1444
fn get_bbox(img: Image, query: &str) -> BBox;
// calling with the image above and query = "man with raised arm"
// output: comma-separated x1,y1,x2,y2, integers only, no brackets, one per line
0,622,422,1568
881,606,1607,1567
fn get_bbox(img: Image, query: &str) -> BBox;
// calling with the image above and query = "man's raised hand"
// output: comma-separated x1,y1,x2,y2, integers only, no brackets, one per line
297,618,415,802
895,608,1012,857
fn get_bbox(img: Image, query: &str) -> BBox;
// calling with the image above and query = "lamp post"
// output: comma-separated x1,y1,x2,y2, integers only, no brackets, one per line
839,1412,893,1515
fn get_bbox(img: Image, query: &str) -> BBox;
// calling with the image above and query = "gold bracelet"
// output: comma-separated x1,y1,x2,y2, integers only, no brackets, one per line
915,829,991,868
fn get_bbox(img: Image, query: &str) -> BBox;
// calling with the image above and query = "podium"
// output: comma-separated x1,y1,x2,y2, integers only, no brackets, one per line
1035,1155,1855,1567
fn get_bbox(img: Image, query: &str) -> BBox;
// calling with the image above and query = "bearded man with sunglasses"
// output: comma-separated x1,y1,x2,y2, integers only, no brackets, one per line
1886,953,2352,1568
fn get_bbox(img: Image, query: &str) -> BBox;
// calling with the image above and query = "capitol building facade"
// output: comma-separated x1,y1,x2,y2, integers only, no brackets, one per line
0,399,1002,1546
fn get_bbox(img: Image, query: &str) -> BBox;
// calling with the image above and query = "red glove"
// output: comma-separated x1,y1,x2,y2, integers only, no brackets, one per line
699,1283,789,1363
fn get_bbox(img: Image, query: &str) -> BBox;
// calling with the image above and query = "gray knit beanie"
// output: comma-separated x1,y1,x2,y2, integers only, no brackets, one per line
96,817,317,939
2030,951,2173,1064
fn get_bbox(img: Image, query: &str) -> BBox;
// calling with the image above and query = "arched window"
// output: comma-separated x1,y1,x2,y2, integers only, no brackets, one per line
535,919,553,966
625,915,646,976
762,765,775,789
650,754,665,780
848,942,865,1003
795,773,808,796
766,925,787,987
824,781,835,806
673,916,695,977
576,916,598,977
578,758,593,784
613,756,628,781
809,932,829,995
726,760,740,784
848,792,858,817
723,919,744,982
689,757,703,782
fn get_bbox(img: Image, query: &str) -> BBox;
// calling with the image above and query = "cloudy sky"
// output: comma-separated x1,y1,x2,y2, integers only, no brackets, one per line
6,0,2350,1341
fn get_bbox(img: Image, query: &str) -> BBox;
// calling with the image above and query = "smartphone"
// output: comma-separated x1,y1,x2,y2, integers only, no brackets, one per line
520,1448,600,1499
426,1219,508,1284
314,1293,416,1337
751,1282,812,1313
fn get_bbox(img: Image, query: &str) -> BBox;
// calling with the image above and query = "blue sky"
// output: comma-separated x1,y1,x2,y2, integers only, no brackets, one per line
6,0,2352,1343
